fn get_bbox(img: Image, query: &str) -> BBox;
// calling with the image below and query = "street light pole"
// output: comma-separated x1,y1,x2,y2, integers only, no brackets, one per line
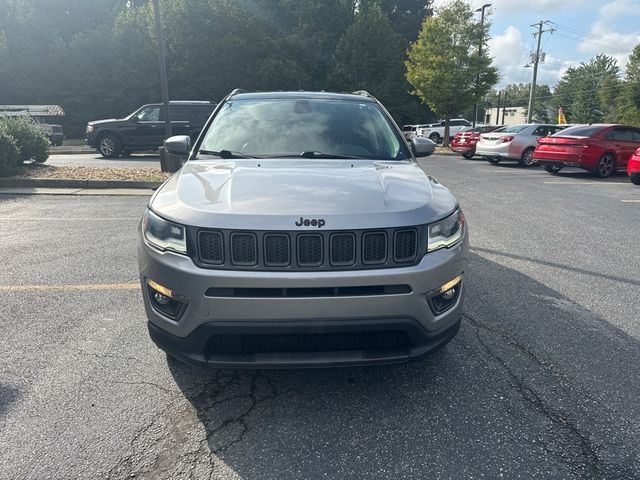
473,3,491,128
152,0,171,140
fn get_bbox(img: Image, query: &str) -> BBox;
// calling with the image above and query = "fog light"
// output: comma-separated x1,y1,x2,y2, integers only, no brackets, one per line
441,288,456,300
146,278,188,319
427,275,462,314
154,292,171,305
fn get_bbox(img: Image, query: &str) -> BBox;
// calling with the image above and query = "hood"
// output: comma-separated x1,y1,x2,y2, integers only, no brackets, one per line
150,159,458,230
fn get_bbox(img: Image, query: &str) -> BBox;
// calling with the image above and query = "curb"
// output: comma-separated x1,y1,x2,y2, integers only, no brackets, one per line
0,178,162,189
48,149,93,155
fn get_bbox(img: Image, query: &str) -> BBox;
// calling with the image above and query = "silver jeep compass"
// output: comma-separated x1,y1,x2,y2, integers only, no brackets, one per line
138,90,468,368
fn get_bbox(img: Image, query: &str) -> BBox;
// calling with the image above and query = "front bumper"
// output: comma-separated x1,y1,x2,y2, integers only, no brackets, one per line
138,231,468,367
85,132,97,148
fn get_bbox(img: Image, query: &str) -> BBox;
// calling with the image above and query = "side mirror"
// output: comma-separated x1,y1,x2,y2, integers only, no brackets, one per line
164,135,191,156
411,137,436,158
131,115,140,123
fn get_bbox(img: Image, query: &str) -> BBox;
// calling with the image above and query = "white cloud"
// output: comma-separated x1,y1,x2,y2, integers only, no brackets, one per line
487,26,531,86
600,0,640,19
575,19,640,72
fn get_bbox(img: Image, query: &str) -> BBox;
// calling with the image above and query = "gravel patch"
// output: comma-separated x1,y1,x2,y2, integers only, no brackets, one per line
16,165,170,182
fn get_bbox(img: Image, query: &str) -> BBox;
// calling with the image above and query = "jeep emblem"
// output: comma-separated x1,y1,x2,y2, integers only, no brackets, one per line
295,217,325,228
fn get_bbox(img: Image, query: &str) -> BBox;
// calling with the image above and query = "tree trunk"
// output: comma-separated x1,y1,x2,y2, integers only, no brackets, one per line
443,115,451,147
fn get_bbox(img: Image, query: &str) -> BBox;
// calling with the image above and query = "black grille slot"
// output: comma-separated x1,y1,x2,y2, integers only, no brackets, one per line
394,229,417,262
264,234,290,266
205,285,412,297
297,234,322,266
207,331,410,355
330,233,355,266
231,233,257,266
362,232,387,264
199,231,223,264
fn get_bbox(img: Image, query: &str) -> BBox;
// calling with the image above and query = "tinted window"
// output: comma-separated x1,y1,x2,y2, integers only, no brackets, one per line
200,98,409,160
554,125,602,137
533,126,553,137
137,106,161,122
171,106,191,121
607,128,633,141
475,125,500,134
630,128,640,142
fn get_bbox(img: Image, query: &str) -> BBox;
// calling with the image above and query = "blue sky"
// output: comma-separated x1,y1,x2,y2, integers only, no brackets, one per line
433,0,640,89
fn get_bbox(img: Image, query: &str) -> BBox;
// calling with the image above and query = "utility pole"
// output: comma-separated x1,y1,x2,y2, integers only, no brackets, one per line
473,3,491,128
152,0,171,140
526,21,555,123
501,94,507,124
495,91,501,125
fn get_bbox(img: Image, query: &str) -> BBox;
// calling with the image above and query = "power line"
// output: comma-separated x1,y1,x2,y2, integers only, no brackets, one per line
553,32,636,54
553,23,639,49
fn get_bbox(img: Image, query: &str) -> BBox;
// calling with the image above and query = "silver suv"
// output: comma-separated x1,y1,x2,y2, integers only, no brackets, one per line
138,90,468,368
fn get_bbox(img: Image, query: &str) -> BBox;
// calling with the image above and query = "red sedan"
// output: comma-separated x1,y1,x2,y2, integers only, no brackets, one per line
628,147,640,185
450,125,502,159
534,124,640,177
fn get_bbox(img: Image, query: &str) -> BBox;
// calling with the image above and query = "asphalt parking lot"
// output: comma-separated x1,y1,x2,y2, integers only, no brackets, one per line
1,155,639,479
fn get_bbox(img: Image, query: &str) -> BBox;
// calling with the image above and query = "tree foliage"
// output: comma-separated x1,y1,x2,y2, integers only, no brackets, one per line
551,54,620,124
405,0,498,145
0,0,436,136
617,45,640,126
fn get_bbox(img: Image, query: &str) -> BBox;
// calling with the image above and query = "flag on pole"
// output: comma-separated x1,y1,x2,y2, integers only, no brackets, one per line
558,106,567,125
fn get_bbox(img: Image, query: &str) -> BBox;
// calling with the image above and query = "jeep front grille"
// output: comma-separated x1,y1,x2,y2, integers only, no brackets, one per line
195,226,422,271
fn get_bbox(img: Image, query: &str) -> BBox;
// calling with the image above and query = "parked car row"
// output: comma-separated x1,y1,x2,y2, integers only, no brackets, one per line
402,119,473,143
449,123,640,185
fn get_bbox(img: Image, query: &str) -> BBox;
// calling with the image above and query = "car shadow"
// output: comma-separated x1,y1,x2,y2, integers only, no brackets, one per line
166,252,640,479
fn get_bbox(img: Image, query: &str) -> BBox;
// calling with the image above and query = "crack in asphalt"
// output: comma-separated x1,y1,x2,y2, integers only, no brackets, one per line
104,369,279,479
463,312,603,477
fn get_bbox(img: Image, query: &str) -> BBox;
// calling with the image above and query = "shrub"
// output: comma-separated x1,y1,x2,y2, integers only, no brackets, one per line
0,125,20,177
0,116,50,163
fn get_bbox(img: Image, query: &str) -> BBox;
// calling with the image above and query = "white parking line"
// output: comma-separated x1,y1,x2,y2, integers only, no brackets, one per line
621,200,640,203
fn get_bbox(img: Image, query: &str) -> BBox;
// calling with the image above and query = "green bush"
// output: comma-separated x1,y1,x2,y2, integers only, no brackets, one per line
0,125,20,177
0,116,49,163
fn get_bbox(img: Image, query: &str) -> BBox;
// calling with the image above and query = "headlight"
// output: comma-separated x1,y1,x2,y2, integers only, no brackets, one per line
142,208,187,254
427,209,465,252
86,125,94,134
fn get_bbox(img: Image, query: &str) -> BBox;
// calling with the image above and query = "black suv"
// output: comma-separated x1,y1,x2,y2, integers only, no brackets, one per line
85,101,216,157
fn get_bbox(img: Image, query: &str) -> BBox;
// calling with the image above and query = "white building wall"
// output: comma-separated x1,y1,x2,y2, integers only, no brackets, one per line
484,107,527,125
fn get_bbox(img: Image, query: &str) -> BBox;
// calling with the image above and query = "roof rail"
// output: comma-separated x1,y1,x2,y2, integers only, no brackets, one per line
228,88,248,98
352,90,373,98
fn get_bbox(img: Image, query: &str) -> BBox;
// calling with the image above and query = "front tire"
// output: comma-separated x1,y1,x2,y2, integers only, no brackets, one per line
461,152,474,159
98,134,122,158
592,153,615,178
429,132,440,143
519,147,535,167
630,172,640,185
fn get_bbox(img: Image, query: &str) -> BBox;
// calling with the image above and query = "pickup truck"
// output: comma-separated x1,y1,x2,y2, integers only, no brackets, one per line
417,119,472,143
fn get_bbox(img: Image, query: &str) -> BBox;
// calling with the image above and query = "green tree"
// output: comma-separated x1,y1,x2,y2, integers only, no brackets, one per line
405,0,498,145
617,44,640,126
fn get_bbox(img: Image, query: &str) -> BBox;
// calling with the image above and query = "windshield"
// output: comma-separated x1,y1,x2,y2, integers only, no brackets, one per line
198,98,410,160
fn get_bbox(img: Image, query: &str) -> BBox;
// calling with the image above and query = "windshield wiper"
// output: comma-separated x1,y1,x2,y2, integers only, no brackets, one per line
300,151,366,159
261,151,366,159
197,149,260,159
